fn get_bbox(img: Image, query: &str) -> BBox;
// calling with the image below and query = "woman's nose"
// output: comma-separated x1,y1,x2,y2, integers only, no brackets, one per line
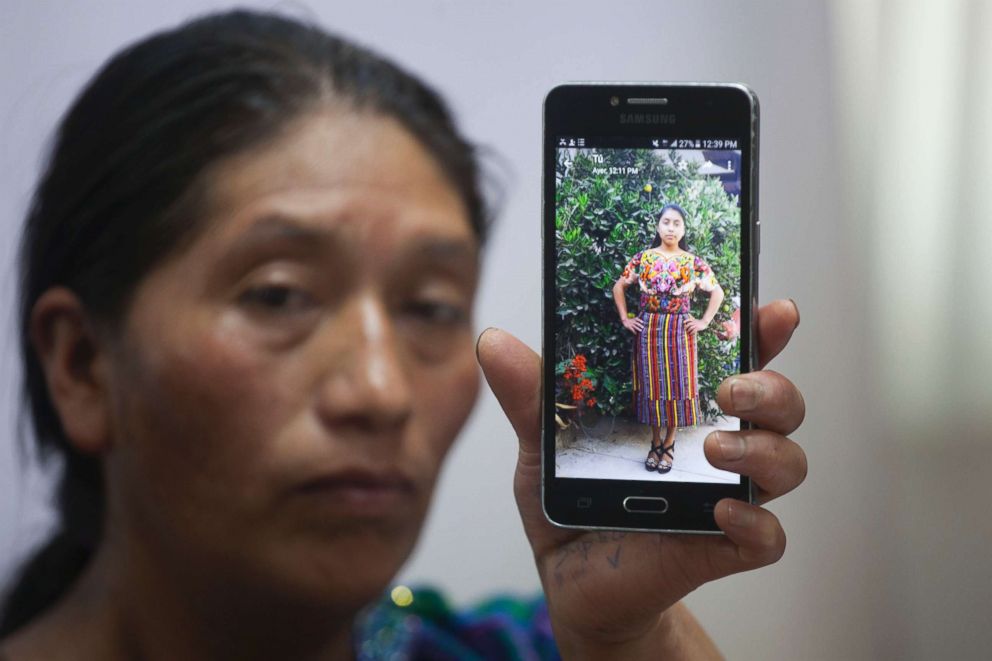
312,292,413,433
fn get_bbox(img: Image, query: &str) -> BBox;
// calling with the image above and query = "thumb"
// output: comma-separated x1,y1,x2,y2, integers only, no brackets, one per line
476,328,542,465
477,327,568,556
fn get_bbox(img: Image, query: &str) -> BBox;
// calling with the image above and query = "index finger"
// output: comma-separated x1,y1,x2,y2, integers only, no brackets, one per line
757,299,800,369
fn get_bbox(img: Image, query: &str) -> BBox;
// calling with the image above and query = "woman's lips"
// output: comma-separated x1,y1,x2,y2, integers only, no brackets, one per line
295,469,415,518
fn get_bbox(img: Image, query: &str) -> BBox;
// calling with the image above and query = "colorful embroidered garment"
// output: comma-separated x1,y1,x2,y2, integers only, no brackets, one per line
621,250,718,314
354,588,559,660
632,311,699,427
622,250,718,428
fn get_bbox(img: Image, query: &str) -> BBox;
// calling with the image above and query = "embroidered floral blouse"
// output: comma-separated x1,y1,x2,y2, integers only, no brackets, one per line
621,250,719,314
354,587,558,660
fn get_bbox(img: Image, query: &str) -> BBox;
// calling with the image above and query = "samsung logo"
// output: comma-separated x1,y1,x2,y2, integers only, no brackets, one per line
619,113,676,125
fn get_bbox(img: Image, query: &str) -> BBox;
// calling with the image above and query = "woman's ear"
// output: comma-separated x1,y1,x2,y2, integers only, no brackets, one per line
29,287,115,454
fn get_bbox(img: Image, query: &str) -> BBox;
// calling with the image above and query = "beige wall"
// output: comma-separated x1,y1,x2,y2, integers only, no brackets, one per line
826,1,992,657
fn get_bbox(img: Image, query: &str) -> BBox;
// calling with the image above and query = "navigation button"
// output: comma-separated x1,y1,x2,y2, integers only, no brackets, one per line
622,496,669,513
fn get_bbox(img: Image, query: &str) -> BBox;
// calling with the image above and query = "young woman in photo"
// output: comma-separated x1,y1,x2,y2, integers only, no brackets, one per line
613,204,725,473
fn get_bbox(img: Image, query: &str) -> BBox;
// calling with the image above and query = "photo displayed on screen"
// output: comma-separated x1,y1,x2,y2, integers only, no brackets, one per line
554,145,743,484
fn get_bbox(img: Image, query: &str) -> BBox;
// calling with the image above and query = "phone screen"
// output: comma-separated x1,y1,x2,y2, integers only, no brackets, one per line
552,138,744,485
542,84,757,532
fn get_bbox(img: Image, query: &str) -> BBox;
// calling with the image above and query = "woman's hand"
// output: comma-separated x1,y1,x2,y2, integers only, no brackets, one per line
621,316,644,334
685,316,709,335
477,299,804,659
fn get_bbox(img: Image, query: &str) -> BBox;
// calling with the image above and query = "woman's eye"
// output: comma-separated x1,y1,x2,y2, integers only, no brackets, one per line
404,300,467,326
239,285,315,313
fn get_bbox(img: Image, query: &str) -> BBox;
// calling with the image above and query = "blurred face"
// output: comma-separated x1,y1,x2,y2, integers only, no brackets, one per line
102,109,480,610
657,208,685,247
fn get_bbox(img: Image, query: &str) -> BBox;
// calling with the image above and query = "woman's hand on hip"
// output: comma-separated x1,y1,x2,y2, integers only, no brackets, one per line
685,316,709,335
621,316,644,334
476,298,804,660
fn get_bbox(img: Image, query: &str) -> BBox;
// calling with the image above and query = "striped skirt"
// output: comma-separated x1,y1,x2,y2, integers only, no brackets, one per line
631,312,699,428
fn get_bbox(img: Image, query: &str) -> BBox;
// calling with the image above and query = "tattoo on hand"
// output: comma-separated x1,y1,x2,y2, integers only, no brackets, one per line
550,532,628,586
607,544,621,569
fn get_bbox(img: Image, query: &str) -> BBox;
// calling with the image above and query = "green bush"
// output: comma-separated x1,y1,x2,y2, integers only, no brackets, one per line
555,149,740,423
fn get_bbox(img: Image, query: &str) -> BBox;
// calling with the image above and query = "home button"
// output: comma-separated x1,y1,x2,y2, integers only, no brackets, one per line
622,496,669,513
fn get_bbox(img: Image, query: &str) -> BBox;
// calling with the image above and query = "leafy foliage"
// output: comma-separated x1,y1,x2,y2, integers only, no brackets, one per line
555,149,741,422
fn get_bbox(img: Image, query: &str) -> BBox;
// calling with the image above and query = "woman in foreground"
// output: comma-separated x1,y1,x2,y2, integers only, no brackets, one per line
0,10,806,660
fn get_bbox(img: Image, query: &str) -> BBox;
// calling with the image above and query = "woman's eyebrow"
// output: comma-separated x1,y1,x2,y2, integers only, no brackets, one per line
229,215,329,250
403,237,480,268
211,216,338,278
222,217,478,273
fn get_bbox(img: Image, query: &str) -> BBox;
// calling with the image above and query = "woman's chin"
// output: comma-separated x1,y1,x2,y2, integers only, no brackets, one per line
257,526,420,610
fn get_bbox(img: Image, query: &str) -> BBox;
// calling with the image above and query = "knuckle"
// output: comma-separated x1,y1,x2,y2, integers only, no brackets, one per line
773,372,806,427
766,529,787,564
793,387,807,427
795,444,809,485
746,431,780,485
758,521,786,565
758,434,808,497
761,370,806,431
763,444,784,490
744,431,771,473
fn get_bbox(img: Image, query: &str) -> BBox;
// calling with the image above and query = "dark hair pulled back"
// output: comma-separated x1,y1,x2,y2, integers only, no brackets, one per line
649,202,689,251
1,9,490,637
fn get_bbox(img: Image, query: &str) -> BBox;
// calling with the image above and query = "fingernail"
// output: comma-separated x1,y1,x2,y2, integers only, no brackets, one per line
788,298,800,328
475,327,497,360
727,501,756,527
730,378,759,412
716,432,746,460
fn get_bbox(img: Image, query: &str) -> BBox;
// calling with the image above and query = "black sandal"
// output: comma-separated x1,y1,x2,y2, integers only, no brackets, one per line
645,443,665,471
656,442,675,474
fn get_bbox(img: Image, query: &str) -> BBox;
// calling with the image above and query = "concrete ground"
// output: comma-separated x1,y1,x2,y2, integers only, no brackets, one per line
556,415,741,483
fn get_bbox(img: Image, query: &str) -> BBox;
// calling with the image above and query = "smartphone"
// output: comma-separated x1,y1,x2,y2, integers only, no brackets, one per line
542,83,758,533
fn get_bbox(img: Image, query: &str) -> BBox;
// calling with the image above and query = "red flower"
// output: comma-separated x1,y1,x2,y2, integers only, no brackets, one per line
563,354,595,404
586,398,597,407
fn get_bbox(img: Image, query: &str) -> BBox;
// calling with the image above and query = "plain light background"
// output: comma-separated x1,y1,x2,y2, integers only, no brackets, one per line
1,2,989,659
